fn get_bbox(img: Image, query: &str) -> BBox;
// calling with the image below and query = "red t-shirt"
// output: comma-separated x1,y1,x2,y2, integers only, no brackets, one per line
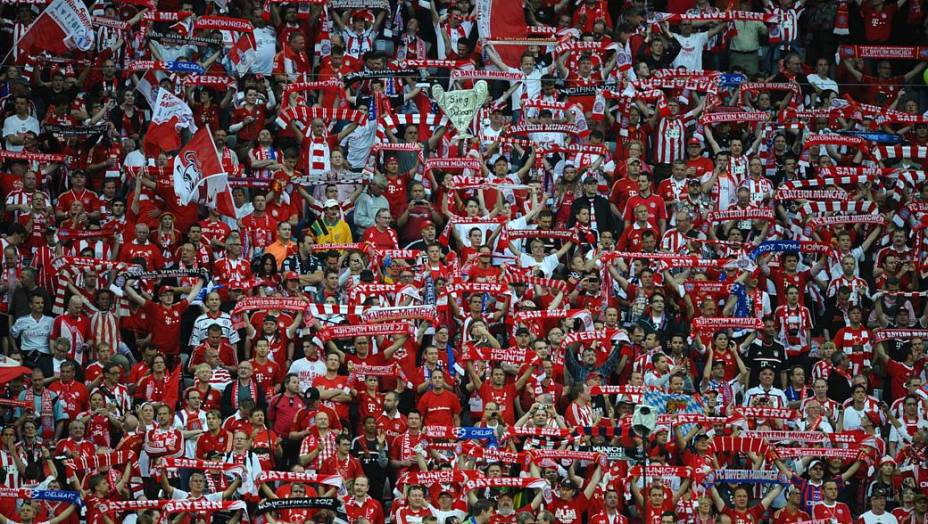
416,389,461,427
119,241,164,270
861,3,897,42
477,382,518,425
250,358,283,397
772,506,811,524
312,374,351,422
548,493,589,524
811,502,853,524
623,193,667,230
467,264,503,283
722,505,766,524
143,300,188,355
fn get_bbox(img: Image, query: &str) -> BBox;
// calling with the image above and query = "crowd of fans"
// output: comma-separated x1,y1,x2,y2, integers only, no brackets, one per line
4,0,928,522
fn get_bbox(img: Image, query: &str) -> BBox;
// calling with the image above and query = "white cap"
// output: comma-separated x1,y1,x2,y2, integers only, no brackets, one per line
323,199,340,208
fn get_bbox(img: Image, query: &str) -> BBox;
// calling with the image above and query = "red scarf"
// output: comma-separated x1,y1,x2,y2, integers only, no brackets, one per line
230,380,258,410
24,388,55,439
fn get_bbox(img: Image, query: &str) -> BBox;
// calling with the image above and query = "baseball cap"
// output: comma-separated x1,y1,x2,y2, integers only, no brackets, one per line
264,315,278,324
583,176,598,185
284,271,300,281
653,425,670,434
872,488,888,498
323,199,340,208
157,285,173,295
422,220,436,229
808,459,824,470
687,137,702,145
559,479,577,490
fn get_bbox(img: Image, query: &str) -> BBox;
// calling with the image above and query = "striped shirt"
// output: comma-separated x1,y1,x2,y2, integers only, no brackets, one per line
653,114,693,164
189,312,240,347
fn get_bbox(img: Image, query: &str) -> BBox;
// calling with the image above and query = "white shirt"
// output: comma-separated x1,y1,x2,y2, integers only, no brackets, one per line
174,409,208,458
672,32,709,71
518,253,560,278
123,150,145,169
742,385,789,408
841,404,868,431
10,314,54,354
858,510,898,524
807,73,839,94
171,487,223,502
289,358,326,393
2,114,40,152
504,67,547,110
341,119,377,170
252,26,277,75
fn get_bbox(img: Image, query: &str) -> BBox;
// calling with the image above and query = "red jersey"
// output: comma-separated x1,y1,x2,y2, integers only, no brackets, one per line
477,382,518,425
143,300,188,355
416,389,461,427
249,358,283,398
772,506,811,524
722,505,766,524
589,511,628,524
195,429,232,460
188,342,238,371
312,374,351,422
343,496,385,524
811,501,853,523
319,453,364,482
118,241,164,270
56,188,100,216
623,193,667,230
861,3,896,42
48,380,88,421
239,214,277,256
548,493,589,524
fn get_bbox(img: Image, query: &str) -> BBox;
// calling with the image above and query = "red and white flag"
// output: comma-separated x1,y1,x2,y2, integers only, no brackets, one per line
135,69,163,107
0,359,32,387
16,0,94,57
227,32,256,76
476,0,528,67
172,127,237,217
142,88,197,156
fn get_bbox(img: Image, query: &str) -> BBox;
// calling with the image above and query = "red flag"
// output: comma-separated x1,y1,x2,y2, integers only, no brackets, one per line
0,363,32,386
16,0,95,60
143,116,182,156
228,32,256,76
172,127,224,206
476,0,528,67
142,88,197,156
162,365,182,411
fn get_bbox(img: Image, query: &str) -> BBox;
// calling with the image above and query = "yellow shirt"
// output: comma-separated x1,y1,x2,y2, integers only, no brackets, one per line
313,219,353,246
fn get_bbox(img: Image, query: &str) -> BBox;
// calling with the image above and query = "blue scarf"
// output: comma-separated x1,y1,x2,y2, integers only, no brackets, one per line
840,131,903,144
456,426,498,448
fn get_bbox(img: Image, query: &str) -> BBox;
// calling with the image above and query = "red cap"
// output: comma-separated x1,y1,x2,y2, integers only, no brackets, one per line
422,220,436,229
687,137,701,145
157,285,173,295
284,271,300,281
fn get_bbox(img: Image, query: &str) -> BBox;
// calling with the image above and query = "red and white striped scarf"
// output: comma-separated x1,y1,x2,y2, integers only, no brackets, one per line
800,200,877,216
51,257,131,316
307,136,330,176
875,145,928,160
